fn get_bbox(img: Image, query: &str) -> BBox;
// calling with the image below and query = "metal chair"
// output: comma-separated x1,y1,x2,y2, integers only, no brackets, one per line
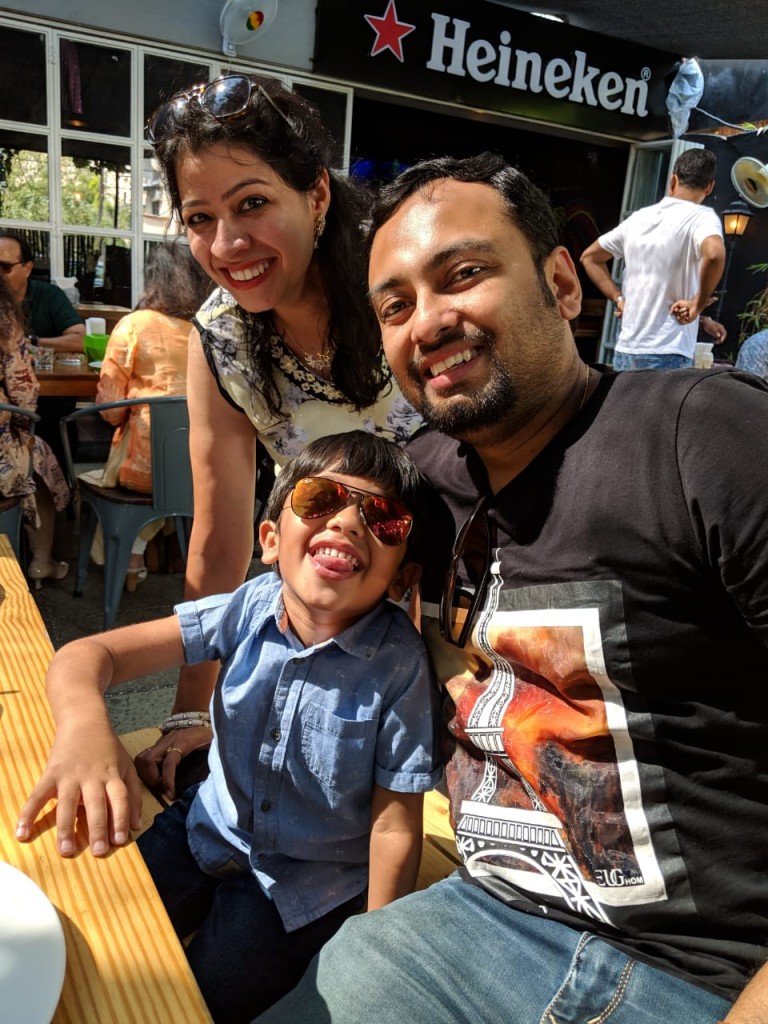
60,396,193,629
0,402,40,561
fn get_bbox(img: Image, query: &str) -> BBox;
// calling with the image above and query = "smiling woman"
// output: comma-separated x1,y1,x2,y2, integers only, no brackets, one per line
131,73,424,795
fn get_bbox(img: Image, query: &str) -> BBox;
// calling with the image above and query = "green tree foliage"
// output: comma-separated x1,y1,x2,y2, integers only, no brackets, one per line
0,149,130,229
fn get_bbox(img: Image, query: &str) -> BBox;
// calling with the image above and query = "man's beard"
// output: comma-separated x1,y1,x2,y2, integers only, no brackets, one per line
406,326,517,438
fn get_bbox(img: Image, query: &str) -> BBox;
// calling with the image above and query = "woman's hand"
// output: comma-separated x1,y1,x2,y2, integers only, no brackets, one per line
16,725,143,858
134,725,213,801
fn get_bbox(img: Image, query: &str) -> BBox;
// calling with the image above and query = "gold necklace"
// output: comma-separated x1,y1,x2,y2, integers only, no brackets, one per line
275,317,332,372
578,363,592,410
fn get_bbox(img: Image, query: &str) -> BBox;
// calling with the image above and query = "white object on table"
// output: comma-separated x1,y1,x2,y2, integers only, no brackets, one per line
0,861,66,1024
85,317,106,335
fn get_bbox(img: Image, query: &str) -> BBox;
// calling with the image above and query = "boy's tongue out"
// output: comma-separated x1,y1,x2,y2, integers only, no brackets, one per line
312,546,361,578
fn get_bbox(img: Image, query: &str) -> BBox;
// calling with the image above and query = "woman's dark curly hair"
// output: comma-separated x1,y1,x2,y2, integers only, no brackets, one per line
149,74,389,414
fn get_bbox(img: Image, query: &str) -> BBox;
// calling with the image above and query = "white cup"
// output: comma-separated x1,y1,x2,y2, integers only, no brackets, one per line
85,317,107,335
694,342,714,369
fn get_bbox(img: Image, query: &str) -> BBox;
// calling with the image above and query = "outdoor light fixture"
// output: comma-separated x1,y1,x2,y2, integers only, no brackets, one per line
722,197,753,238
714,197,754,320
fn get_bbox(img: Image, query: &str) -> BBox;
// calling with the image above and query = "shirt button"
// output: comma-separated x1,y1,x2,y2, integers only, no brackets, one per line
270,728,281,741
260,800,271,812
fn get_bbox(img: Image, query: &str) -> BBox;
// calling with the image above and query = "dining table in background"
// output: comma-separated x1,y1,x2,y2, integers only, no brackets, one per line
75,303,131,335
36,362,100,399
0,532,212,1023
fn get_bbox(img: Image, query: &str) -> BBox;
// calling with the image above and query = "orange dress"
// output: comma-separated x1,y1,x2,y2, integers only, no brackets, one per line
96,309,191,493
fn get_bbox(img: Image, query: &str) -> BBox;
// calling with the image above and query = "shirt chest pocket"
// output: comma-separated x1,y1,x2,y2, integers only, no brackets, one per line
301,702,376,791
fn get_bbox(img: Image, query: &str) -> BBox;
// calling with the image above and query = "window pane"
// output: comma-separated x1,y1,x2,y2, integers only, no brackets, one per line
0,131,49,221
142,148,176,238
66,234,132,307
59,39,131,135
0,27,47,125
61,140,132,230
292,84,347,169
10,228,51,282
144,54,210,126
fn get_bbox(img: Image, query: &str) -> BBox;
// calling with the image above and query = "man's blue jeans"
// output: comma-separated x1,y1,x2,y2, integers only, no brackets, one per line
613,352,693,371
254,873,732,1024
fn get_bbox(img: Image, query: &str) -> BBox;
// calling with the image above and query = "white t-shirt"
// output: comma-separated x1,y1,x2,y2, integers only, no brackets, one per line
599,196,723,357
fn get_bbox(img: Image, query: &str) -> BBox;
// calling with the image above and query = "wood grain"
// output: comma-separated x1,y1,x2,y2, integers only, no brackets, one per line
0,534,211,1023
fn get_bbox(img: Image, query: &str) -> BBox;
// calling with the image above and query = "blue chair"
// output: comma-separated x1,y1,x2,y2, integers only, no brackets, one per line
60,396,193,629
0,402,40,561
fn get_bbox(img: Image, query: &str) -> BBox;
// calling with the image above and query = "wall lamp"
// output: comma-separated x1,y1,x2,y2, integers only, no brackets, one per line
714,198,754,321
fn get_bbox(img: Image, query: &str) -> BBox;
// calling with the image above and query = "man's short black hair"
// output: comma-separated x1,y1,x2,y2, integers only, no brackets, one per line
0,231,32,264
264,431,427,562
367,151,560,276
672,149,716,190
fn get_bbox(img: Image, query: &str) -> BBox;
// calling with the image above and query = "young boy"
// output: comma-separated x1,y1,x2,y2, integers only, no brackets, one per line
17,430,441,1023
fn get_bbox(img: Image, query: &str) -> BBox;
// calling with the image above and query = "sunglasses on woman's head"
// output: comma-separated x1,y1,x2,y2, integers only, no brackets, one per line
288,477,413,547
145,73,299,145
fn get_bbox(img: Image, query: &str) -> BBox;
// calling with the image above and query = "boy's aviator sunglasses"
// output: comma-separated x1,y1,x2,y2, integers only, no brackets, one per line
289,477,413,547
145,74,298,145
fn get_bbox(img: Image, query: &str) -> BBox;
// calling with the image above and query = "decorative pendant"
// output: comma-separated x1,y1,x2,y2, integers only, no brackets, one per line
301,349,333,371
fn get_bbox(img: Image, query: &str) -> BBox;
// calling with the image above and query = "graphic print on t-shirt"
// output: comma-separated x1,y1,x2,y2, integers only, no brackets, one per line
428,573,667,926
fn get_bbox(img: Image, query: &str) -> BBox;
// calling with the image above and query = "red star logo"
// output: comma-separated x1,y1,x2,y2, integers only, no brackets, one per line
364,0,416,62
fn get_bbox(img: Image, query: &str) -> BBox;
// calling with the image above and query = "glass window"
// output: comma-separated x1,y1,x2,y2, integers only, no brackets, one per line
292,84,348,168
61,140,132,230
59,39,131,135
0,131,49,222
143,54,210,127
0,27,47,125
12,228,51,282
142,149,176,239
66,234,132,306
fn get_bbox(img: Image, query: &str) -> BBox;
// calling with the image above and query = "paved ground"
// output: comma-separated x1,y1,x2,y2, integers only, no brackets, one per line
32,504,263,734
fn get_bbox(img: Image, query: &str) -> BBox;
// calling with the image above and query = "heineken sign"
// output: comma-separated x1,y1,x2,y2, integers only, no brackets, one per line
315,0,676,139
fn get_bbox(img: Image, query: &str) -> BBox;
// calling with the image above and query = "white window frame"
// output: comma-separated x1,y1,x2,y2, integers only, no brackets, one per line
0,12,353,302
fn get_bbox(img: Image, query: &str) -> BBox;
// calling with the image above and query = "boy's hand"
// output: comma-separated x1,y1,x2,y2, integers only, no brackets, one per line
16,727,143,858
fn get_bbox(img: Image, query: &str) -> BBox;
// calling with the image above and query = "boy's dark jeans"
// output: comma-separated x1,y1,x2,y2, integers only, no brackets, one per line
137,785,365,1024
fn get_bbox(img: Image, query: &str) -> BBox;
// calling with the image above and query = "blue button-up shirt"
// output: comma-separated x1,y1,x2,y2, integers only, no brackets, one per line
177,572,441,932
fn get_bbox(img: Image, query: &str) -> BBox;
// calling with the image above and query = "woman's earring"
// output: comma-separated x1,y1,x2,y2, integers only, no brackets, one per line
313,212,326,250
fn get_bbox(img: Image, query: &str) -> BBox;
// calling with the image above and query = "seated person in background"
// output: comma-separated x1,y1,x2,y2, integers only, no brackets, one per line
0,230,86,469
0,277,70,585
0,231,85,354
735,328,768,380
86,241,212,590
17,430,441,1024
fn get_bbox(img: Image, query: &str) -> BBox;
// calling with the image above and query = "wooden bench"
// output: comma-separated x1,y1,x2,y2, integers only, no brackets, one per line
0,534,212,1023
119,727,461,891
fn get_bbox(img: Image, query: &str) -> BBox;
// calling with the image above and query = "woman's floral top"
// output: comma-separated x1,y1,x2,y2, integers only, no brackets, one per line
0,330,69,525
194,287,424,468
